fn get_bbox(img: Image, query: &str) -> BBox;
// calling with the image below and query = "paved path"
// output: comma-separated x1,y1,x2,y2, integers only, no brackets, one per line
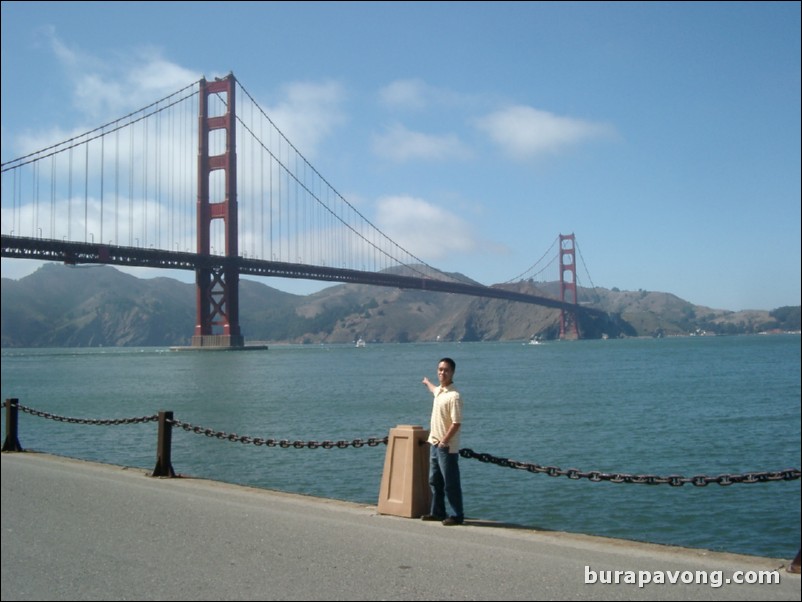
1,452,798,601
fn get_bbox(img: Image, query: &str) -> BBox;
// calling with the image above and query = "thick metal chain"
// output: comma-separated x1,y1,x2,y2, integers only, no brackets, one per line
459,448,801,486
169,418,388,449
16,403,158,425
9,401,799,482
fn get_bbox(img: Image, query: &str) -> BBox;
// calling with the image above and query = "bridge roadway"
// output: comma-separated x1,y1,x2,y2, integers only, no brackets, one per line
2,452,798,601
1,234,605,317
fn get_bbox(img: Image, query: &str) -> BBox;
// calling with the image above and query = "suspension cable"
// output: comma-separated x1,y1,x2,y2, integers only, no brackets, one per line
234,78,462,282
575,238,600,300
502,235,560,284
1,81,200,172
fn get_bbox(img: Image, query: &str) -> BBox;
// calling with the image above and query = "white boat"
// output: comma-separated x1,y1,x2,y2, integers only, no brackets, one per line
528,336,542,345
355,337,366,348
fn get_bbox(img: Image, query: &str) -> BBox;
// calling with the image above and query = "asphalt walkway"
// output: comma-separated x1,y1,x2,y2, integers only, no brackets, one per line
1,452,799,601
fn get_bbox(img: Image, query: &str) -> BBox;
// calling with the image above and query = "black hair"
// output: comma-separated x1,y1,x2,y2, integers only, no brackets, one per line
439,357,456,371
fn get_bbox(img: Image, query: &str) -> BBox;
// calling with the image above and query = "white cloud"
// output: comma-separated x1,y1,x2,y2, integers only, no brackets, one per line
13,126,76,157
44,25,87,70
42,28,201,121
372,123,470,162
378,78,478,111
127,56,200,94
475,105,615,160
375,195,477,260
378,79,429,110
36,29,347,160
262,80,347,158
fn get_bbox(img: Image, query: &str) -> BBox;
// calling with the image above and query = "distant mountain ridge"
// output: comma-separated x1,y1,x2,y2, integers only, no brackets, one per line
1,263,798,347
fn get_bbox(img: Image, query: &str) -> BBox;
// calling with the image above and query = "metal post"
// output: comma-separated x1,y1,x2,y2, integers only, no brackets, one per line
151,410,176,477
2,398,23,452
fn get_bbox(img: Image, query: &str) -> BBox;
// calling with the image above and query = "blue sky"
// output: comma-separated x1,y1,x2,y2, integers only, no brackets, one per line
2,1,800,311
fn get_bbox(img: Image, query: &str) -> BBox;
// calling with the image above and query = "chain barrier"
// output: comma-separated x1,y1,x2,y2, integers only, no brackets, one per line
459,448,801,486
169,418,388,449
16,402,158,426
7,401,799,484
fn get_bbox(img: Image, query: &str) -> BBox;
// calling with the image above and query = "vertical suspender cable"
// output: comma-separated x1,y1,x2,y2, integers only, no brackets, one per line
84,142,89,242
100,131,105,245
251,93,256,258
50,156,56,239
278,135,282,261
267,119,272,261
115,129,119,245
32,161,38,238
142,118,147,247
12,170,17,236
156,108,161,249
129,125,134,246
167,99,173,250
179,92,186,251
68,147,73,241
260,98,265,261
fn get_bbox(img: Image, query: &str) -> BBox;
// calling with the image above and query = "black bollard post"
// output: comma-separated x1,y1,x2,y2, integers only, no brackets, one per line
151,410,176,477
2,398,23,452
789,548,801,574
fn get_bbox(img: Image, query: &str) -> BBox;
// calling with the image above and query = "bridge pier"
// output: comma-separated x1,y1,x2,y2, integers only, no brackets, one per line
191,334,245,348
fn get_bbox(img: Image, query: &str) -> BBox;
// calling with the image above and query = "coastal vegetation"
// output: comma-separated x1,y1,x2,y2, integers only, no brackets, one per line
1,263,799,347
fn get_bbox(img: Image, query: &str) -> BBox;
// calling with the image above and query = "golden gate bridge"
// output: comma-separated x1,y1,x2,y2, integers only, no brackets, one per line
1,73,612,346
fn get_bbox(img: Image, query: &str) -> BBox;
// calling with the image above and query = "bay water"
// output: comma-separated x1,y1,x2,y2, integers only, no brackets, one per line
2,334,799,560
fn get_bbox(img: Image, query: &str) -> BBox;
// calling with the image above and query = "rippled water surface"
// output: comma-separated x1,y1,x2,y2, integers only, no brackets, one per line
2,334,799,559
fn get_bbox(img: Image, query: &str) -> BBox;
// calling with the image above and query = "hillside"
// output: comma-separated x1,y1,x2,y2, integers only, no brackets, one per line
1,263,798,347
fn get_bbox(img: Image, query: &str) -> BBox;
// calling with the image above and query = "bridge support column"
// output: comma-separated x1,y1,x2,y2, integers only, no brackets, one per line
193,74,244,348
559,233,580,340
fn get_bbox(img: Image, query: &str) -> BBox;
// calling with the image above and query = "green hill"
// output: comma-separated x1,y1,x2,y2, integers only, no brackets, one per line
1,264,798,347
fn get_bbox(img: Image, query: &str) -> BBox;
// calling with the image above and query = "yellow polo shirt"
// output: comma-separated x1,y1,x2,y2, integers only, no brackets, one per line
428,383,463,451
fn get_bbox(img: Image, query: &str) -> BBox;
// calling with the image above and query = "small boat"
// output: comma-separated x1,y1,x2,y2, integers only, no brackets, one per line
355,337,366,348
528,336,542,346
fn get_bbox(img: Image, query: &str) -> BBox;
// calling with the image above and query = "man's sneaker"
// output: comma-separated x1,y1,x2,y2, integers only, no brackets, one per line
442,517,463,526
420,514,445,521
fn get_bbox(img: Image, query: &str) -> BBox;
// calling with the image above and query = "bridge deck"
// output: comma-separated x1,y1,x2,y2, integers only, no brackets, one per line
0,234,605,316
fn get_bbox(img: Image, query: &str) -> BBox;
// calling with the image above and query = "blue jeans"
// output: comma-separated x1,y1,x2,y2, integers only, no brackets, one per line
429,445,464,520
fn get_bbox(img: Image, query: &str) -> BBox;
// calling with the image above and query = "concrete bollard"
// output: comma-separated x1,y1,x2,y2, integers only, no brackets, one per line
377,425,431,518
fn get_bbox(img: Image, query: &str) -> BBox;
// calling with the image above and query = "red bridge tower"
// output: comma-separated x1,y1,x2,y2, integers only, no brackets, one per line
192,74,244,348
559,233,580,340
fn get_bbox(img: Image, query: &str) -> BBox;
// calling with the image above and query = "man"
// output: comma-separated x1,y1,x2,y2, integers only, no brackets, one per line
421,357,464,526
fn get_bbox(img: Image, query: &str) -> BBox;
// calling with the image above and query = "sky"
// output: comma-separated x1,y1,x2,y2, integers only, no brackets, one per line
1,1,800,311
